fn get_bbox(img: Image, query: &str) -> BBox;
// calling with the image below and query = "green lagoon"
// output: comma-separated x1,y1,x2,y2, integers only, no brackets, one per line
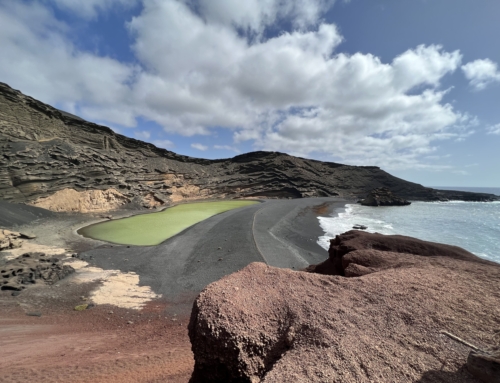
78,200,259,246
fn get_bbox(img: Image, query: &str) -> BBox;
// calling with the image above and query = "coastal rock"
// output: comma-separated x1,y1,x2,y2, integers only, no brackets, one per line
306,230,479,276
0,252,75,291
360,187,411,206
352,224,367,230
1,82,497,211
189,234,499,383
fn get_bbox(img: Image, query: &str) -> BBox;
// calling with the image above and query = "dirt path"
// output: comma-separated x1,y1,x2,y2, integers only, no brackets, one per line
0,293,194,383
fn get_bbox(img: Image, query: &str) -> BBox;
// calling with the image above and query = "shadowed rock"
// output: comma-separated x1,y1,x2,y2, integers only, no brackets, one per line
467,349,500,383
360,187,411,206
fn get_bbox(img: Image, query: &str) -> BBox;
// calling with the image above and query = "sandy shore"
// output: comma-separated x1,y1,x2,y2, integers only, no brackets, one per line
0,197,349,382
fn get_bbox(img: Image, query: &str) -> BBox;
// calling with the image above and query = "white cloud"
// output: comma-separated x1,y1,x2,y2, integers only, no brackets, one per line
214,145,240,153
0,1,139,127
487,123,500,135
462,59,500,90
0,0,476,171
152,139,175,149
191,143,208,151
46,0,139,19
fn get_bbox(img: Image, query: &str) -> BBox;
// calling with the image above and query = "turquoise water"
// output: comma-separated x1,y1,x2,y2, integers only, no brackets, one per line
318,198,500,264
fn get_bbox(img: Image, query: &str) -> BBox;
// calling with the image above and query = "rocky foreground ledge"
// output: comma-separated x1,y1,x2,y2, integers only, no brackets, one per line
189,232,500,383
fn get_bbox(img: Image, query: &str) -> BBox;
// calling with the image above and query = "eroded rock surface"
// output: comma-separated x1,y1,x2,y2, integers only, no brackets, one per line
1,82,497,211
31,188,130,213
0,252,74,291
189,234,500,383
0,229,36,251
307,230,481,276
360,186,411,206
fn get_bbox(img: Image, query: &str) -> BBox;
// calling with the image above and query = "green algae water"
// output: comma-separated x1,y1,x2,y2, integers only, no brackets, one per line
78,200,259,246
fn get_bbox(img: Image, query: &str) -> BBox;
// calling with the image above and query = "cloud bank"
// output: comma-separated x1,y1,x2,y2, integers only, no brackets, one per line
0,0,488,170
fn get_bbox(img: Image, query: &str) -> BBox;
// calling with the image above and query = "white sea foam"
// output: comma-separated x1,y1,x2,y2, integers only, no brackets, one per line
317,201,500,264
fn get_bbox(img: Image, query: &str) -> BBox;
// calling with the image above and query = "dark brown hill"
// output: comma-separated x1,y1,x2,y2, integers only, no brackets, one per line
0,82,496,212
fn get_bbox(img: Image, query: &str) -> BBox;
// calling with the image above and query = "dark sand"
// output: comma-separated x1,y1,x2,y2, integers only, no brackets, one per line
0,200,55,227
79,198,348,309
0,197,349,382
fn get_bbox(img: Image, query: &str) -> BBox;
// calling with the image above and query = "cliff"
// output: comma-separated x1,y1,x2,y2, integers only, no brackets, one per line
0,82,496,212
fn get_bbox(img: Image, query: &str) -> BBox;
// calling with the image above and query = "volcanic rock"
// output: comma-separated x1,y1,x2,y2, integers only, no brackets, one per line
189,234,500,383
0,252,75,291
0,229,24,251
360,187,411,206
306,230,480,276
1,82,497,211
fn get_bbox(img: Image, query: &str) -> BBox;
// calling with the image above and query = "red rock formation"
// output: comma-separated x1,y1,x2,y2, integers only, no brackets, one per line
307,230,482,276
189,233,500,383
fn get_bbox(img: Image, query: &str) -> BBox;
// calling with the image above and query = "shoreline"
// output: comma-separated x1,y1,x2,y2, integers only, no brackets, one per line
318,200,500,265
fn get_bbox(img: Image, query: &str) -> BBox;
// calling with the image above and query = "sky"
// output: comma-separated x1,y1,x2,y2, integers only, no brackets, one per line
1,0,499,187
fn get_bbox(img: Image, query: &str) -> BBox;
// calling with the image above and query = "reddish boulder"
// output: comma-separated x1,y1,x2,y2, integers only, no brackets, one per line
189,235,500,382
307,230,486,276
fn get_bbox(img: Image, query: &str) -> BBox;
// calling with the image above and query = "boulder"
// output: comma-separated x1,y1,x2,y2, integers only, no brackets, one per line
189,234,500,383
306,230,481,276
0,229,24,251
361,187,411,206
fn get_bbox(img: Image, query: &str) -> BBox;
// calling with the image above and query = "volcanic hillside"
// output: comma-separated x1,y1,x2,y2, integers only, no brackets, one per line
0,82,495,212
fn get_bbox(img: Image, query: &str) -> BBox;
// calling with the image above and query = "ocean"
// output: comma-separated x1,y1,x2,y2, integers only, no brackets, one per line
317,187,500,264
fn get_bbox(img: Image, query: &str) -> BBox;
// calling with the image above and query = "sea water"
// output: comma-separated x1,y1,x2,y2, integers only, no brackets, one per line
317,187,500,264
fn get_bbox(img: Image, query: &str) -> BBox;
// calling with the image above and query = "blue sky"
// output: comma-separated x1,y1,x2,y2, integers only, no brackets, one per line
1,0,499,187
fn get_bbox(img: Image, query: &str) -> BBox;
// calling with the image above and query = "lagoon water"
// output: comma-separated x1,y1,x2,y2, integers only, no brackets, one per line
318,187,500,264
79,200,259,246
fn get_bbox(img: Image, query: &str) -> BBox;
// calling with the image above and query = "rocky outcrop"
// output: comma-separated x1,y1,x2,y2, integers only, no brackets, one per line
1,82,497,211
306,230,479,276
0,252,74,291
360,187,411,206
189,234,500,383
0,229,36,251
30,188,130,213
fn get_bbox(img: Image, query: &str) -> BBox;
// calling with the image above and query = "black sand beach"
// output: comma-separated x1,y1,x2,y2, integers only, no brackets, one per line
1,197,349,307
77,197,349,308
